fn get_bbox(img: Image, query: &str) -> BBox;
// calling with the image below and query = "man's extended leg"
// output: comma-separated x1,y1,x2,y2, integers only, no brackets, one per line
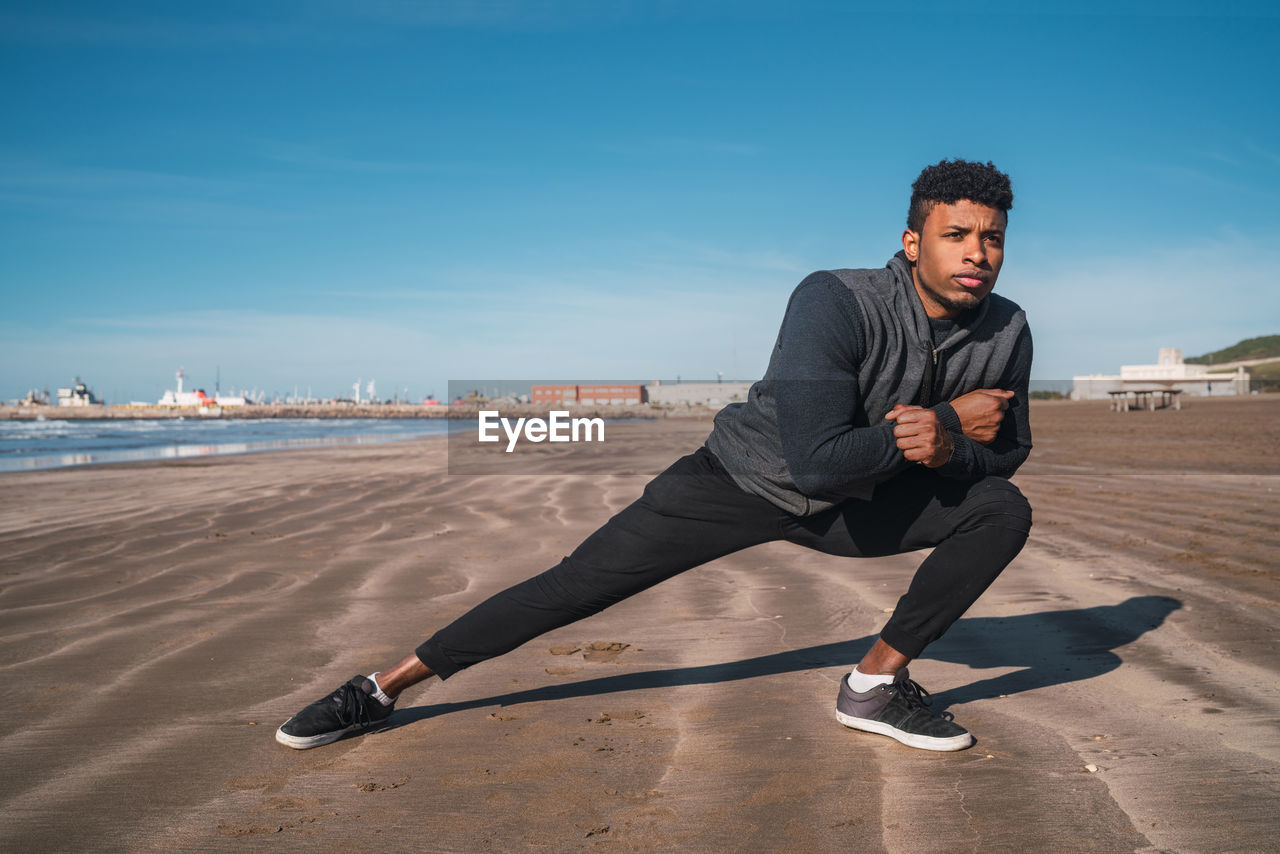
276,447,787,748
416,446,785,678
783,466,1033,750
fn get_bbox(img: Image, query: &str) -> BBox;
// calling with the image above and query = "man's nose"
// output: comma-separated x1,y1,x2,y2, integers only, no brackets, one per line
963,235,987,266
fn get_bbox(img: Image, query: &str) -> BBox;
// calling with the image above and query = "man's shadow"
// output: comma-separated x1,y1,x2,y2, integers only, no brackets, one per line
390,595,1181,729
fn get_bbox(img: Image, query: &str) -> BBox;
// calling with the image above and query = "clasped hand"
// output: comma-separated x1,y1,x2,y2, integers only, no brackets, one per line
885,388,1014,468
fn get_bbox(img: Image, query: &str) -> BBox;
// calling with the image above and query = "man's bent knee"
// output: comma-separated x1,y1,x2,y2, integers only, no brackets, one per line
959,477,1032,535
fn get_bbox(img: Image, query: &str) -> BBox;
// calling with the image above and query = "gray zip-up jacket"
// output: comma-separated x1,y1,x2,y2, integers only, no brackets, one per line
705,251,1033,516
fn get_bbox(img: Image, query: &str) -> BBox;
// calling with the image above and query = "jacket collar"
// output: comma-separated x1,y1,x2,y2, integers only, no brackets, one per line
888,250,989,352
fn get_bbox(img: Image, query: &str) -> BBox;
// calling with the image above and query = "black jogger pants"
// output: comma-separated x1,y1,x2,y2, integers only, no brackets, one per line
416,446,1032,678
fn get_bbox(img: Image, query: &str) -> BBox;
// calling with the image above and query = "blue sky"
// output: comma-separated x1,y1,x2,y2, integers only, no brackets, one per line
2,1,1278,403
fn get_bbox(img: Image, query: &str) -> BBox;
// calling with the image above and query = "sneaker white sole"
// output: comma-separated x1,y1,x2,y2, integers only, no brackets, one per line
835,709,974,752
274,721,363,750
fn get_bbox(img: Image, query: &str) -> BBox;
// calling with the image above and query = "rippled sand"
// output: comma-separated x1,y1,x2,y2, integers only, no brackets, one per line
1,399,1276,852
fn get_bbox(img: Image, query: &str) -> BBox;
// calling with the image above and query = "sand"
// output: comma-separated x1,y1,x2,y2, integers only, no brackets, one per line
1,396,1277,853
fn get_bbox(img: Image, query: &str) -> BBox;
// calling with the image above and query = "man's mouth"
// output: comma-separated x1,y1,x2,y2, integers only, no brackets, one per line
953,271,988,289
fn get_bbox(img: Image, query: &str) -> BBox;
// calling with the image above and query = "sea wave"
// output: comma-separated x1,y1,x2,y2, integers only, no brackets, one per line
0,418,449,472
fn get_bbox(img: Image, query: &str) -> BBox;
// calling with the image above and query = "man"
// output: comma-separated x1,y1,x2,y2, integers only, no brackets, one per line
276,159,1033,753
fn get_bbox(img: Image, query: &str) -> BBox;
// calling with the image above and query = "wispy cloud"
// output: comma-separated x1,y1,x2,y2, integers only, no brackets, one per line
316,242,809,305
1190,149,1243,169
916,0,1280,18
0,158,246,194
1243,139,1280,167
0,1,653,48
322,0,634,30
256,140,473,176
0,190,316,229
602,136,766,159
670,242,807,274
1135,160,1276,200
1132,139,1280,195
0,7,315,48
0,154,316,226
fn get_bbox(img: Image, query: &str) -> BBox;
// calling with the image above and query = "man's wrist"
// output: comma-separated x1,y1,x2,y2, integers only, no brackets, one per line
918,428,954,467
935,433,974,476
930,431,954,467
931,401,963,434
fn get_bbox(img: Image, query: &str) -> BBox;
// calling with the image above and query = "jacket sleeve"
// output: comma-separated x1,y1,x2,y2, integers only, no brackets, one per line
774,274,913,497
933,324,1034,480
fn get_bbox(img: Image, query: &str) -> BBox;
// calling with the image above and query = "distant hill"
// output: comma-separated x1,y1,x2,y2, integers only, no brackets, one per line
1185,335,1280,365
1250,362,1280,382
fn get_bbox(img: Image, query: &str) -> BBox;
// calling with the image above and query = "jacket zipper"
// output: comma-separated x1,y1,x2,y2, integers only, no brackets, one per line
920,347,939,406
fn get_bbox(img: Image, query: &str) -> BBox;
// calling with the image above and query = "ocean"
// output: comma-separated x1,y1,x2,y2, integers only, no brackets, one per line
0,417,453,473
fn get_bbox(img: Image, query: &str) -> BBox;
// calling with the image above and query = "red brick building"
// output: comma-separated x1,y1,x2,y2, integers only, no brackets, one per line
531,384,646,406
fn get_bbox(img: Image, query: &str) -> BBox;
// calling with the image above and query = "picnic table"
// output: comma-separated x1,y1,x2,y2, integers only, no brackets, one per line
1108,388,1182,412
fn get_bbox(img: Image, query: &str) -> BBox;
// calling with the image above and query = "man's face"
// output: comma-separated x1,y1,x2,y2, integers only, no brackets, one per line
901,200,1006,319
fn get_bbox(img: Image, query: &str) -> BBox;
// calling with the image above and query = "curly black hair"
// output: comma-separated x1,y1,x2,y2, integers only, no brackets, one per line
907,159,1013,233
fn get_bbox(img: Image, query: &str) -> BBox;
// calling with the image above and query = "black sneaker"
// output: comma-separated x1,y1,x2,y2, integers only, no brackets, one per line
834,668,973,751
275,675,394,750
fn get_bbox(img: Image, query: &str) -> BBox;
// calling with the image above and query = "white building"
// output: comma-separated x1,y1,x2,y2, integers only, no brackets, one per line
1073,348,1249,400
645,380,753,407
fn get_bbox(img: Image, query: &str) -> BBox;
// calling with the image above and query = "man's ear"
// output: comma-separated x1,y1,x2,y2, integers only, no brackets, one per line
901,228,919,263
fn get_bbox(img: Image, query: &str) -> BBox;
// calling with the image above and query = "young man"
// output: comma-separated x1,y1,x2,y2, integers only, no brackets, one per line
277,159,1033,753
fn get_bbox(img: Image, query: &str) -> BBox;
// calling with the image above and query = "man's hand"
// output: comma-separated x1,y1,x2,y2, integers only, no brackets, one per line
949,388,1015,445
884,405,953,467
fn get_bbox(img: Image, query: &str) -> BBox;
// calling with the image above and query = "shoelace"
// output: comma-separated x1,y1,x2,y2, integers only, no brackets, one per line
334,683,380,729
891,677,933,710
889,677,956,721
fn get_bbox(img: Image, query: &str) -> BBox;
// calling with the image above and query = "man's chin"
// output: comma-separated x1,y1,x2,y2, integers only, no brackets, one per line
940,291,985,312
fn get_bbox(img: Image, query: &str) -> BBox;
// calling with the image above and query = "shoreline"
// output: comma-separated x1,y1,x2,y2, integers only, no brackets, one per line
0,431,451,476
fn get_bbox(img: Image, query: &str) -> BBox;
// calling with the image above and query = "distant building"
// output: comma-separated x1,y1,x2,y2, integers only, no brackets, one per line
57,377,100,407
532,384,646,406
529,381,756,407
532,385,580,405
578,384,645,406
1073,348,1249,400
645,380,752,407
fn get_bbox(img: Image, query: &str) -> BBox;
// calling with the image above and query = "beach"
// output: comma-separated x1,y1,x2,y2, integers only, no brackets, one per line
2,397,1277,853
